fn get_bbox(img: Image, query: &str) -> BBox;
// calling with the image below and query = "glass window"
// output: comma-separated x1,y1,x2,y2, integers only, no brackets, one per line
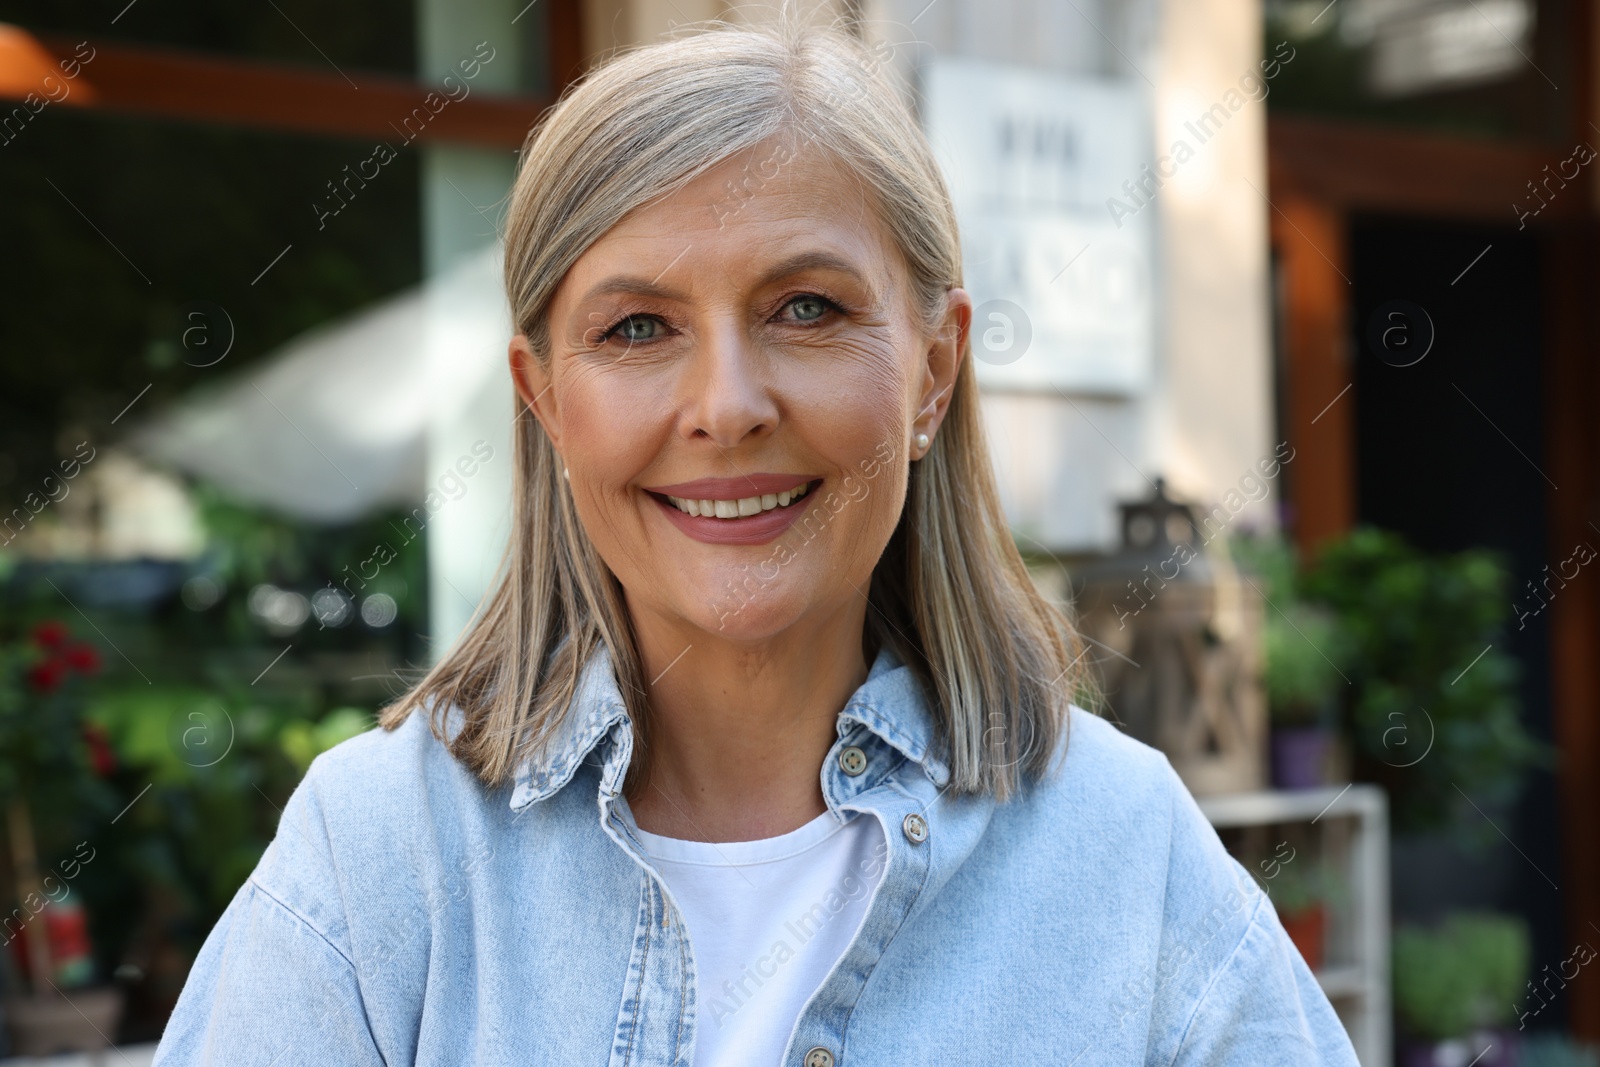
1264,0,1574,142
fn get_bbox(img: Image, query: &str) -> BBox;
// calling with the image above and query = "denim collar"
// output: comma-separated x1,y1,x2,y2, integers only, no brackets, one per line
508,640,949,812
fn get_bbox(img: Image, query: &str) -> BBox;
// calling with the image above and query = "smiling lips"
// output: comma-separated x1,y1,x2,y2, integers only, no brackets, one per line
665,481,811,518
644,473,820,545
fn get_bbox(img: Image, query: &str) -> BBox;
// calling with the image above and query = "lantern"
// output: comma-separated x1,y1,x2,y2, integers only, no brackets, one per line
1072,478,1266,795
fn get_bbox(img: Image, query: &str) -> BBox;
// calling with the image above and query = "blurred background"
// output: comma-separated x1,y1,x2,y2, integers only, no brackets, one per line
0,0,1593,1063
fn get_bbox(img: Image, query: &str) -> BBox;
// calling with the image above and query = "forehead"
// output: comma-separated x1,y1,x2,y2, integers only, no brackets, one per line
560,137,908,294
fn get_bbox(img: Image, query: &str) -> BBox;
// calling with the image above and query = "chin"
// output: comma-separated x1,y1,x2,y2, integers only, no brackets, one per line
682,563,819,641
701,602,810,642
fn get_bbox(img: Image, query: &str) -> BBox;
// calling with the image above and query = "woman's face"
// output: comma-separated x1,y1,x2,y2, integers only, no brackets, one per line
512,138,968,645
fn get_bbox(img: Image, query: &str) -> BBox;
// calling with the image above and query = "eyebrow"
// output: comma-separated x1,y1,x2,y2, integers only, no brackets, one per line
755,250,873,293
579,249,876,304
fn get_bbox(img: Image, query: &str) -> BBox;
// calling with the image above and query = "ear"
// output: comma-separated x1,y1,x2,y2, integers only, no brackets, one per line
913,288,971,447
509,334,563,451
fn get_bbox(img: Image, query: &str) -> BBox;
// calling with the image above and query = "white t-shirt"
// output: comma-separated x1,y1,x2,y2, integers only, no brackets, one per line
618,800,888,1067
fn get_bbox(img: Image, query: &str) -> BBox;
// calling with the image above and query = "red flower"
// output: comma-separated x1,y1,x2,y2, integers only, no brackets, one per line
63,642,100,675
82,723,117,778
27,658,66,693
31,621,69,649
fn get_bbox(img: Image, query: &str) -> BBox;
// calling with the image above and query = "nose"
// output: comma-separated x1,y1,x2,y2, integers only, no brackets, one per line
673,318,778,449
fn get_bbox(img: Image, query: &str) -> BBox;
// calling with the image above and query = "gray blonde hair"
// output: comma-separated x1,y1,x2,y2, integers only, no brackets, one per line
379,18,1086,801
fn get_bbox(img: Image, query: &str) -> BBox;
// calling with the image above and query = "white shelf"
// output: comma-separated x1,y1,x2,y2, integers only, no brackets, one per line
0,1043,157,1066
1317,964,1368,999
1199,785,1391,1067
1198,783,1382,828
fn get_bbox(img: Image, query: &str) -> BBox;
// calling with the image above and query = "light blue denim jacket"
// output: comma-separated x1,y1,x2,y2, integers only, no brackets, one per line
152,642,1360,1066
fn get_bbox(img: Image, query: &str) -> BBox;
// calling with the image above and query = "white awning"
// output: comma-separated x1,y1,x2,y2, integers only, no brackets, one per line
129,241,512,524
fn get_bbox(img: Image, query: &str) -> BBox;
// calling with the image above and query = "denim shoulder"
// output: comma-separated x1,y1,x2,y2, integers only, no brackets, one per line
1024,703,1180,839
1019,707,1273,1017
1034,705,1253,898
1073,715,1360,1064
247,704,486,955
997,705,1200,930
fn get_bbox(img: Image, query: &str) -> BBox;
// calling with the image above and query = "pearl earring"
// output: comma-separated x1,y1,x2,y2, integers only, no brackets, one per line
915,432,930,453
563,467,570,480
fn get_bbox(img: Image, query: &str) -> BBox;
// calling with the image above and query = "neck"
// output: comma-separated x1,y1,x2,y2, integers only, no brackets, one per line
622,597,872,842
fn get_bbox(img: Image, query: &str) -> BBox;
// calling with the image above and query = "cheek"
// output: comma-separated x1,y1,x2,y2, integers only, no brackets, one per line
780,343,912,536
562,354,671,444
783,327,914,436
555,368,670,528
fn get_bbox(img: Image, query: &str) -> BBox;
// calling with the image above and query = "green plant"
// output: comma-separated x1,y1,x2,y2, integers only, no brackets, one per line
0,621,116,808
189,485,430,649
0,619,122,991
1241,837,1347,915
1393,912,1529,1040
1261,605,1344,725
85,682,375,924
0,484,424,1009
279,707,377,772
1298,528,1546,838
1233,536,1346,726
1268,855,1346,915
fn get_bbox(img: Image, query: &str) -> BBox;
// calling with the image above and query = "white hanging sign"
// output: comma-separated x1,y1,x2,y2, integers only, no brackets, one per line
923,58,1155,395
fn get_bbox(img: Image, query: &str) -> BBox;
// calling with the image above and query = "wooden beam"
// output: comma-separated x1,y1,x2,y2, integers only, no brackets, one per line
0,24,99,103
0,25,550,148
1268,114,1591,225
1272,193,1356,559
1553,0,1600,1043
546,0,588,92
1544,222,1600,1043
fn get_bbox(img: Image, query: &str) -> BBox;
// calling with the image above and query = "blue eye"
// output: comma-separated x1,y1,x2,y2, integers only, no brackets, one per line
786,295,830,322
608,315,664,343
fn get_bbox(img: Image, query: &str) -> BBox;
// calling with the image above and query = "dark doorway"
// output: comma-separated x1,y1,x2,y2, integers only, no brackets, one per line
1349,216,1563,1025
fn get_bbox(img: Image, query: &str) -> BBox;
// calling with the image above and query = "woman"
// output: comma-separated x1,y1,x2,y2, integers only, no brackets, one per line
154,20,1358,1067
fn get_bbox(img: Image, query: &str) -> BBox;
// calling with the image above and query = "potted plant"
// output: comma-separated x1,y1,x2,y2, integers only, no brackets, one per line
0,620,125,1055
1246,839,1345,971
1268,855,1346,971
1394,912,1529,1067
1263,602,1345,789
1234,536,1347,789
1300,529,1545,839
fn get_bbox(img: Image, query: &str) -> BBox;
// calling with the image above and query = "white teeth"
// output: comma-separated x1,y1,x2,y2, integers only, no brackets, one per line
664,482,813,519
